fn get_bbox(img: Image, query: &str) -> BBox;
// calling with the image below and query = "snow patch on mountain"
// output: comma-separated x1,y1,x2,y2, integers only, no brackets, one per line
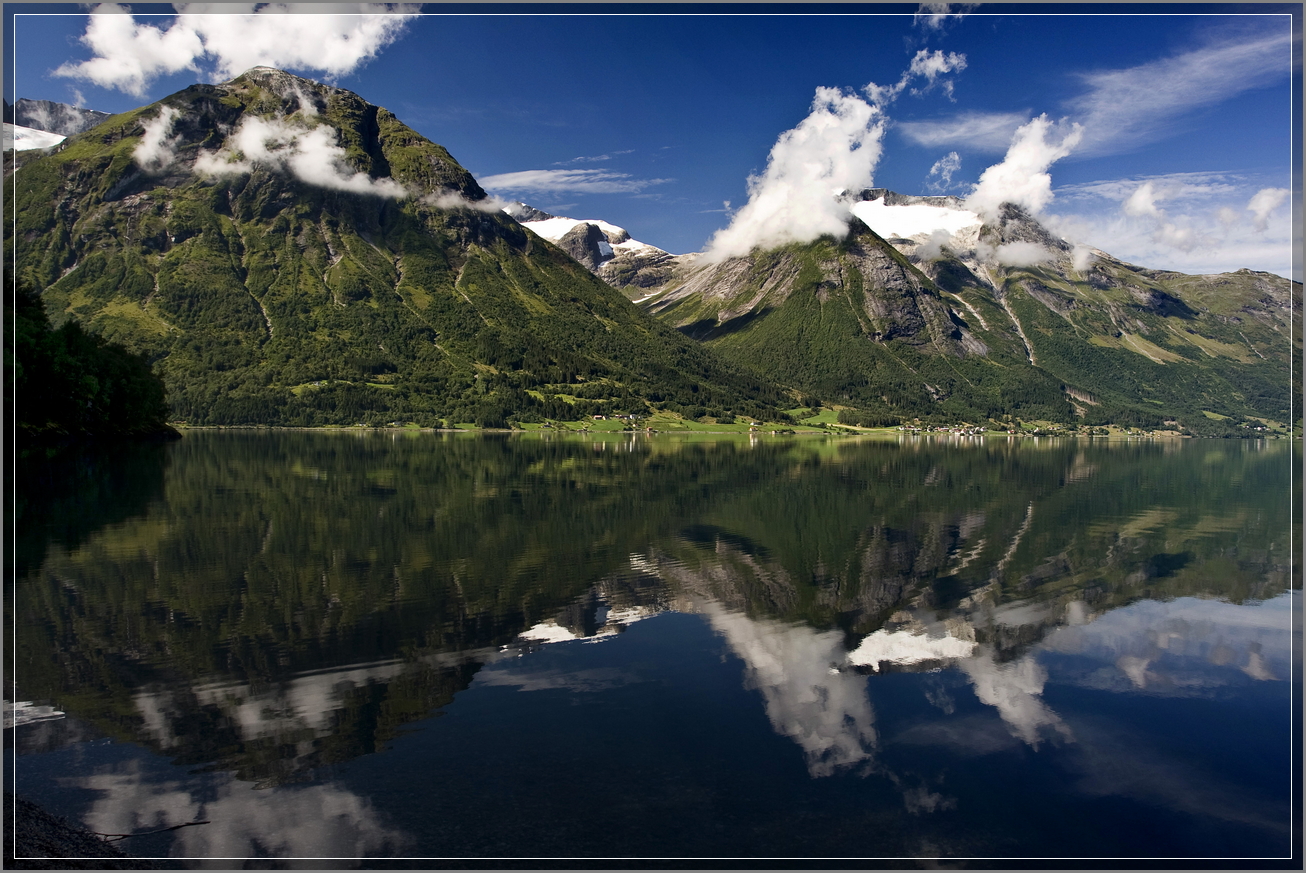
515,215,665,257
3,122,66,151
850,197,981,239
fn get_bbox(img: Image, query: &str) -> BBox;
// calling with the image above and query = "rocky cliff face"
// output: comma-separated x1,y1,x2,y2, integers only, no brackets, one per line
634,192,1299,429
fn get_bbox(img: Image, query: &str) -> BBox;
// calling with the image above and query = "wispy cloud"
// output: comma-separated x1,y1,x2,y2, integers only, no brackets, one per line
913,2,976,31
54,3,419,97
1067,25,1294,157
898,25,1292,163
477,168,671,195
553,150,634,166
896,111,1030,154
1055,171,1243,205
925,151,961,192
865,49,967,107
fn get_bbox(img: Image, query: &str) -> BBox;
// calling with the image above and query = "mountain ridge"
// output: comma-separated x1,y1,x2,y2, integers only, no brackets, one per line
5,69,1298,433
628,193,1298,432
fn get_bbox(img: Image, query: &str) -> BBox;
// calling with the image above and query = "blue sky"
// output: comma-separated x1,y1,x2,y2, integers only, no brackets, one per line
6,3,1302,279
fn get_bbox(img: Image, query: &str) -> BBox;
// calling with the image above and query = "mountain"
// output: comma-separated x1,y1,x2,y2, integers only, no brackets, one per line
5,68,788,427
640,189,1300,431
503,202,681,294
3,98,113,152
14,97,112,136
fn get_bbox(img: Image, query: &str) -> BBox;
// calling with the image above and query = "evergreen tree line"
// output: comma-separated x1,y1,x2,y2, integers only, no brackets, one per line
6,282,177,448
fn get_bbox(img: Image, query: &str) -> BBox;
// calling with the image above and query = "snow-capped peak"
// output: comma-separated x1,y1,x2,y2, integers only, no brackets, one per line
506,209,669,258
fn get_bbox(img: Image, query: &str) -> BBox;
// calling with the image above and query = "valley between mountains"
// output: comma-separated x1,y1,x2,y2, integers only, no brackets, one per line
5,68,1300,436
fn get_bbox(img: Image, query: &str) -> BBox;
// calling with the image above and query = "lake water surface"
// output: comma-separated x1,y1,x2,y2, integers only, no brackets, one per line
7,431,1301,866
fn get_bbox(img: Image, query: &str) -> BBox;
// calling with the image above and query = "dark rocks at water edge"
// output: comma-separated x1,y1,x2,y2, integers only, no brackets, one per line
2,793,170,869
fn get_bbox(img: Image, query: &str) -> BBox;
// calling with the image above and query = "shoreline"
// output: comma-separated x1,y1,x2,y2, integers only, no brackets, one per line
164,423,1298,440
3,792,168,870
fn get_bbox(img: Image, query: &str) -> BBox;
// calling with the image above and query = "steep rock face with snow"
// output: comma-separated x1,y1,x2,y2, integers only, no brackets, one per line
14,98,111,136
6,68,786,426
640,191,1299,429
506,205,684,294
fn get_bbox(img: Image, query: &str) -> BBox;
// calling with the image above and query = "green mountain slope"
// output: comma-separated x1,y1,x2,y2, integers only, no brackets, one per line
648,218,1077,424
5,68,787,427
644,196,1300,432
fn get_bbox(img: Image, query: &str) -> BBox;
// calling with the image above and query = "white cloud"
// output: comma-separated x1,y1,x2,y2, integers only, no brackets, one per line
703,86,885,261
1070,244,1096,272
959,649,1072,747
979,241,1057,267
133,104,181,171
54,4,204,98
896,111,1031,154
1046,172,1295,277
965,114,1083,218
1150,221,1202,253
1114,182,1208,251
54,3,419,97
903,27,1291,164
916,228,954,260
1122,181,1162,218
926,151,961,191
700,601,878,777
194,115,408,198
908,48,967,99
1246,187,1289,232
1039,593,1296,695
79,765,410,859
478,168,671,195
1068,26,1293,157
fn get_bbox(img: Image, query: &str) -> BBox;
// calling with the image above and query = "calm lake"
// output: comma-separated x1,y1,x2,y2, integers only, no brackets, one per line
7,431,1301,866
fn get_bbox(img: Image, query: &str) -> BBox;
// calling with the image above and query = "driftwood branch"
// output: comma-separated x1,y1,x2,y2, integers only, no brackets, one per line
93,820,211,842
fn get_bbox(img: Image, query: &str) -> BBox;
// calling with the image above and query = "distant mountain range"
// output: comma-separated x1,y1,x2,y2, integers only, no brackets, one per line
4,72,1299,433
502,202,681,293
510,187,1298,431
3,97,111,151
627,190,1299,430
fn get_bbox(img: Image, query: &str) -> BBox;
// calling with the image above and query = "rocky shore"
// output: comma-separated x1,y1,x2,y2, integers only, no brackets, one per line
3,793,167,870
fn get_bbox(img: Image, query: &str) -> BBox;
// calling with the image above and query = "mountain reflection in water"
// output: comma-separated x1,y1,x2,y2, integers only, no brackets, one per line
8,431,1298,861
